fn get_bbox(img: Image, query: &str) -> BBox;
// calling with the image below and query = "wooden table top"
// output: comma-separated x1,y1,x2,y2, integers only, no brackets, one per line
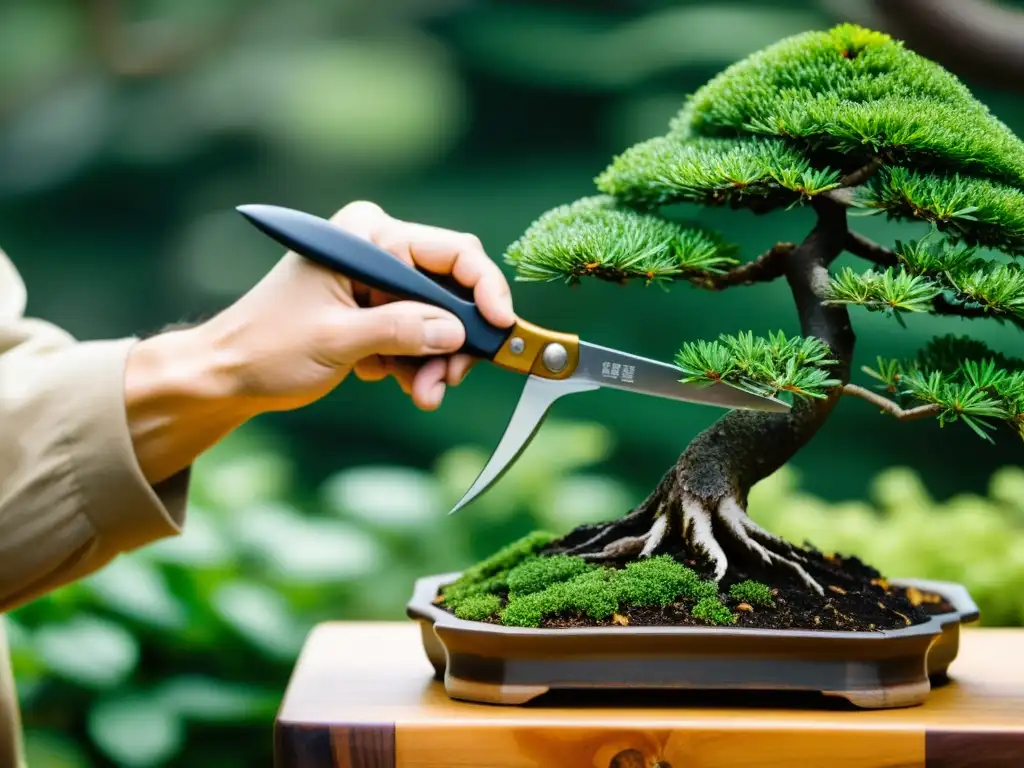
275,622,1024,768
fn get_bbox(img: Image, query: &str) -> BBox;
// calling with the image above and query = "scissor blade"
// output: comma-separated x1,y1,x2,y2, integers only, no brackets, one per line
574,341,791,412
447,374,599,515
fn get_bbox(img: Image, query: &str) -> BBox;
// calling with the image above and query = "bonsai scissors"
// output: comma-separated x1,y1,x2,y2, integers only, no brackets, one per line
236,204,790,515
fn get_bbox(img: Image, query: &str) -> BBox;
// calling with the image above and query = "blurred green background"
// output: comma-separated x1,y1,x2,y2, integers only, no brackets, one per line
2,0,1022,766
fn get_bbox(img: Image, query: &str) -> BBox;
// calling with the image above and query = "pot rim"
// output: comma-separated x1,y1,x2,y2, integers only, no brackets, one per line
406,571,979,641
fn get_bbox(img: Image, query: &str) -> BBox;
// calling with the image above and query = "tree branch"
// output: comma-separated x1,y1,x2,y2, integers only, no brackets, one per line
864,0,1024,92
821,187,857,208
676,198,856,503
839,156,884,188
931,294,1024,331
843,231,900,268
842,384,942,421
699,243,796,290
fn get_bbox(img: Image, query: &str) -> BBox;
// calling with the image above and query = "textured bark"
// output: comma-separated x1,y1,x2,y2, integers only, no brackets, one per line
677,198,855,506
549,199,855,573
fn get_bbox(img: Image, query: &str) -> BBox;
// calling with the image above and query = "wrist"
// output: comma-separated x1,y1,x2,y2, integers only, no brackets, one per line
125,325,254,485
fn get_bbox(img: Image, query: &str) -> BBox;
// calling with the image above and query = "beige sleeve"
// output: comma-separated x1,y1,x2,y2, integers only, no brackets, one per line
0,250,190,614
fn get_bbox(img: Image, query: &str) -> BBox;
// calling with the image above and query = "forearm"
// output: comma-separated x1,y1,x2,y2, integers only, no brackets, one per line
0,332,194,611
124,324,255,486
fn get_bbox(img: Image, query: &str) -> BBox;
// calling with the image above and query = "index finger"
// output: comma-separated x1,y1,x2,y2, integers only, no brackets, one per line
380,221,517,329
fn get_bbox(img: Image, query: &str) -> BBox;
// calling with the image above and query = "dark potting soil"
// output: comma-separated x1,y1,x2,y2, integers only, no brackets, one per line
443,547,956,632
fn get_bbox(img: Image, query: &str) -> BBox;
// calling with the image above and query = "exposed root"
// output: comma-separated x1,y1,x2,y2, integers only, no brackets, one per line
577,508,670,562
717,498,823,595
552,492,824,595
640,513,669,557
682,498,727,580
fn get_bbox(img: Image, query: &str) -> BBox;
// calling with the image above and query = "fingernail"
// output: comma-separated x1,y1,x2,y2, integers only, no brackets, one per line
424,318,463,350
431,382,446,407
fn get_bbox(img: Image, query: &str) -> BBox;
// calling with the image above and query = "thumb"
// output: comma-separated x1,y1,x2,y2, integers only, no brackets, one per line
336,301,466,361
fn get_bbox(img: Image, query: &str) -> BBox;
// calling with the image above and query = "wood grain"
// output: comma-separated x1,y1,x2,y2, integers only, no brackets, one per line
274,623,1024,768
926,730,1024,768
275,722,395,768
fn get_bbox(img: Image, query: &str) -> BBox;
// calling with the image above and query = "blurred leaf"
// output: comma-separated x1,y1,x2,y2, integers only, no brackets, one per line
174,209,282,299
211,581,305,659
155,676,279,723
21,730,92,768
81,556,188,630
3,615,28,650
434,420,616,521
322,466,443,527
87,695,183,767
229,502,385,582
541,474,636,529
145,504,237,568
990,466,1024,516
0,76,113,195
447,4,825,89
186,38,466,169
194,451,294,510
0,3,79,88
34,616,139,689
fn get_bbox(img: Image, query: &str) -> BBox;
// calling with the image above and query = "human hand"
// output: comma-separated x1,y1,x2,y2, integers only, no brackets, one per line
124,201,515,484
198,200,517,414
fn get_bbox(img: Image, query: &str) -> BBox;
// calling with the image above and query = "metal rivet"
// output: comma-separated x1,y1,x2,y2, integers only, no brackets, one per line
509,336,525,355
541,342,568,373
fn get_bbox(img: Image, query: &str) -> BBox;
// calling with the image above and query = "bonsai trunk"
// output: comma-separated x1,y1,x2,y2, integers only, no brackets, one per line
547,200,856,594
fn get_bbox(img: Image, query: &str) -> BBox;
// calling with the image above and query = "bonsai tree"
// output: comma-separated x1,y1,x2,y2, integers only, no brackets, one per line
438,24,1023,629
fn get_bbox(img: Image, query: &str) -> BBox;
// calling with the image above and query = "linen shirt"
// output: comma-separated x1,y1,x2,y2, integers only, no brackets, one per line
0,247,191,766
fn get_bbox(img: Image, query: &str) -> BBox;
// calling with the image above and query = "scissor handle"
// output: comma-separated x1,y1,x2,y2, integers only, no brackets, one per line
236,204,513,359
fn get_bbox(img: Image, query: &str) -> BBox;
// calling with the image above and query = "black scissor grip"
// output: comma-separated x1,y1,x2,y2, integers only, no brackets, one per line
236,204,514,360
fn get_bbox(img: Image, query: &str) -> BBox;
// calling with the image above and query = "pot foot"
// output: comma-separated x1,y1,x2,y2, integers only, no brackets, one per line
822,678,931,709
445,674,549,705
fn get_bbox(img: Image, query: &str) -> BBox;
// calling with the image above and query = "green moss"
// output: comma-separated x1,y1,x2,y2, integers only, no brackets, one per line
500,568,620,628
441,573,508,611
613,555,717,606
671,24,1024,187
595,136,841,210
440,530,557,612
453,593,502,621
507,554,596,596
444,540,749,629
729,580,775,607
691,597,737,626
503,195,739,285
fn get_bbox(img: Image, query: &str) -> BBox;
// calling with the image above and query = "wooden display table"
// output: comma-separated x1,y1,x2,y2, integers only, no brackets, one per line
274,622,1023,768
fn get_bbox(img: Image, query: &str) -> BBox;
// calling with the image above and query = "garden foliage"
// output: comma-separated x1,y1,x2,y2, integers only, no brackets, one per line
9,421,1023,767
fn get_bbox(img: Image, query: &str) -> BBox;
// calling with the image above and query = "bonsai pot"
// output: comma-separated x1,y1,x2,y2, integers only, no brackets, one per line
406,572,979,710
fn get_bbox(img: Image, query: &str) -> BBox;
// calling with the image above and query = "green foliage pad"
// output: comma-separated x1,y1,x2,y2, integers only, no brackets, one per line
502,22,1024,442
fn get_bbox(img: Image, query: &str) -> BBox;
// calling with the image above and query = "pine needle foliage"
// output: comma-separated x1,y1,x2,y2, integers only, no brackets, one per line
595,136,841,210
504,196,739,286
825,236,1024,325
675,331,842,401
500,23,1024,442
852,168,1024,254
671,24,1024,187
862,336,1024,440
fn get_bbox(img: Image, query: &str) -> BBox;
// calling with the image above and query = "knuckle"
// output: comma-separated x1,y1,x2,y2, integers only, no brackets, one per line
459,232,484,251
383,308,422,350
333,200,386,225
